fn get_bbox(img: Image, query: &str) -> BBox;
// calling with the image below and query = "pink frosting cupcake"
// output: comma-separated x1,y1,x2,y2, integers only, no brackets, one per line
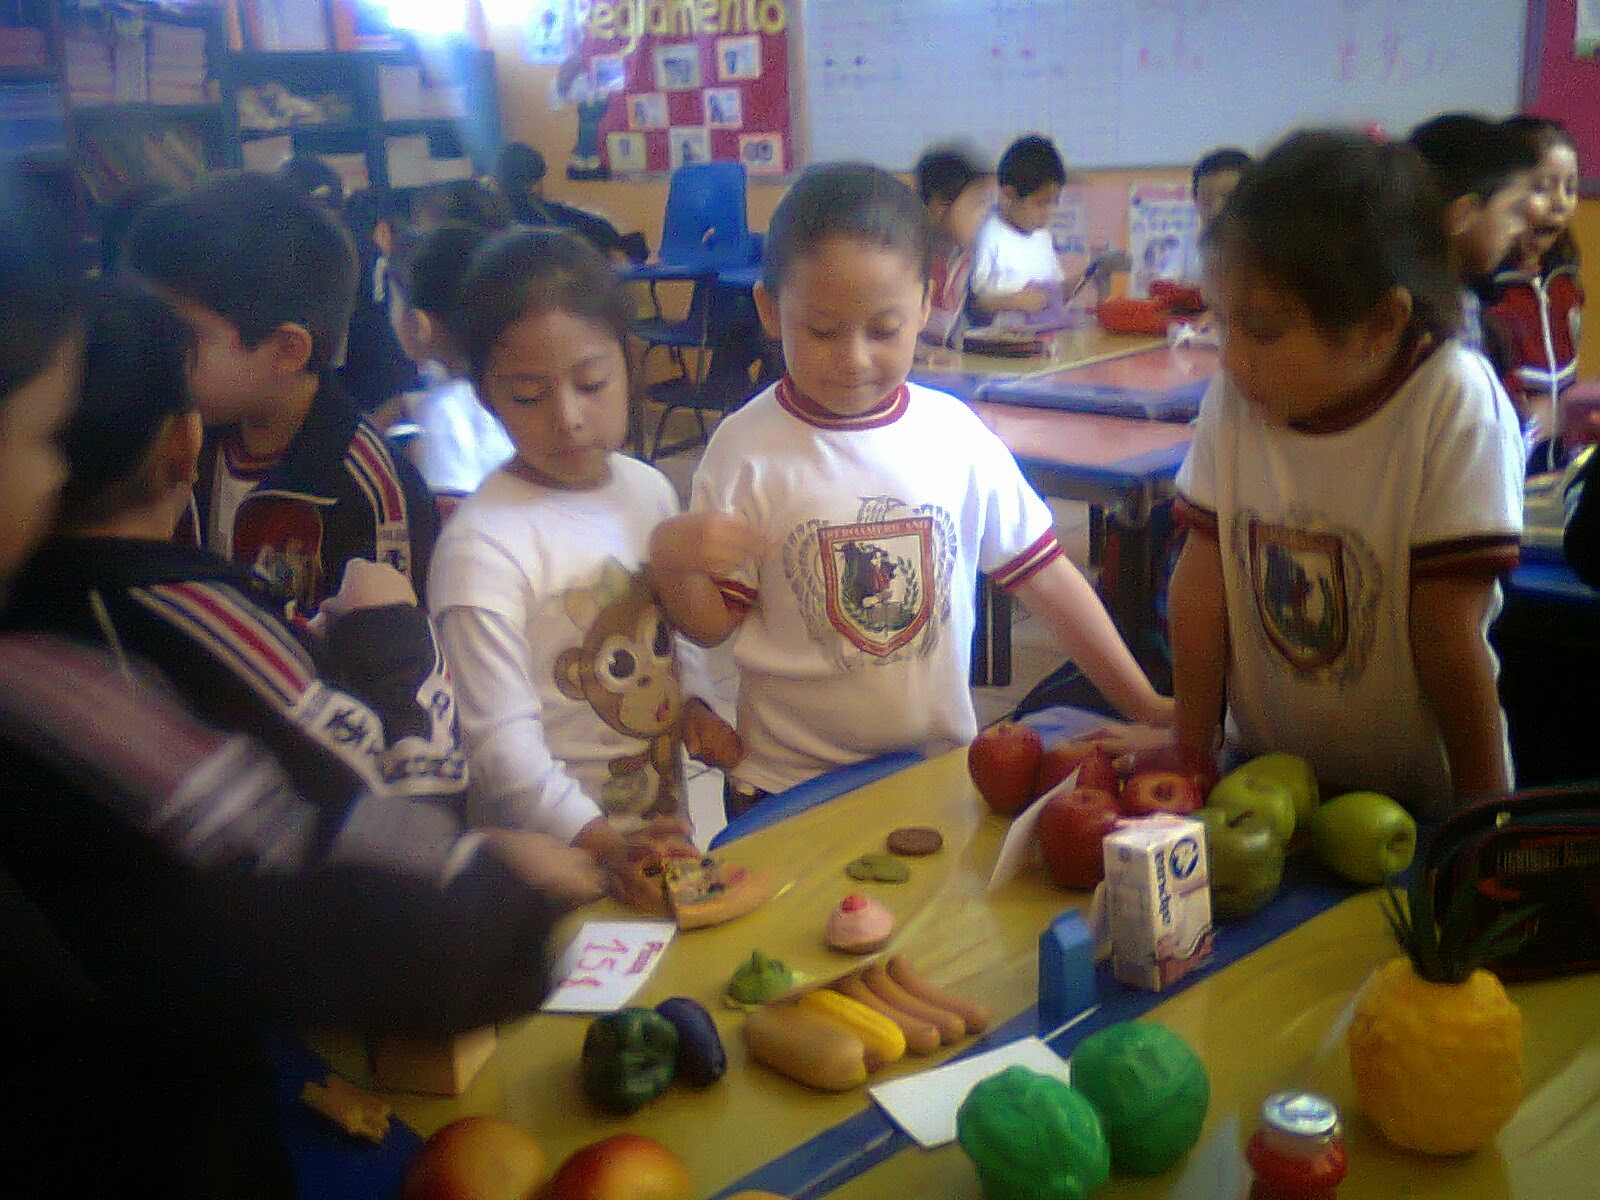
826,893,895,954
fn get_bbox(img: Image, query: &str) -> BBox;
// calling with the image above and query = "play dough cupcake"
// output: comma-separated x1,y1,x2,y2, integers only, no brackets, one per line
826,894,895,954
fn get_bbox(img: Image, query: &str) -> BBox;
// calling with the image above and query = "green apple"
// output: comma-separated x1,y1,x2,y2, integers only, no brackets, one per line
1242,753,1320,828
1205,760,1299,847
1198,807,1286,920
1308,791,1417,886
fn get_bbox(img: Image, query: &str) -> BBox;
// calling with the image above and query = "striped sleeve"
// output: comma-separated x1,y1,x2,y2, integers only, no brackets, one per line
345,422,416,583
132,581,318,709
990,530,1065,593
1174,494,1220,540
1411,534,1521,580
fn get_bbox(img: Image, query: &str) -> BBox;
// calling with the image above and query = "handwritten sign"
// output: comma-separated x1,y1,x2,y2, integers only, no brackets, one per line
543,920,677,1014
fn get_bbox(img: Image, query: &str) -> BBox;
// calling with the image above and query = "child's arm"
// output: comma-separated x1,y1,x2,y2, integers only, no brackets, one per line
647,511,764,647
1167,533,1229,756
1409,574,1512,802
1013,556,1174,727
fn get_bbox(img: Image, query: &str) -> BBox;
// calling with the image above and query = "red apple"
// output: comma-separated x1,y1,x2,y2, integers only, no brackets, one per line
1118,743,1221,798
1075,746,1121,797
542,1135,691,1200
1037,787,1122,889
1035,739,1096,797
968,722,1044,815
402,1116,546,1200
1120,771,1205,817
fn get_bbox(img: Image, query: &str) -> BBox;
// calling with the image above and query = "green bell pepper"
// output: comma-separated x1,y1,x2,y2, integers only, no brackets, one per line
956,1066,1110,1200
1070,1021,1209,1174
579,1007,679,1114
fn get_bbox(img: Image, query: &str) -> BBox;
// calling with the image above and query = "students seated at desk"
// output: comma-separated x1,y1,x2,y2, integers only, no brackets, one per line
968,134,1068,320
914,144,995,348
498,142,649,264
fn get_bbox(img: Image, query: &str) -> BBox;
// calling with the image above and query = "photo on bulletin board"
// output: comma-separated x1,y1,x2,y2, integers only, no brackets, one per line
704,87,743,129
654,43,702,91
607,131,648,173
523,0,570,66
1578,0,1600,55
669,126,711,169
628,92,668,131
717,35,762,82
593,54,627,94
739,133,784,176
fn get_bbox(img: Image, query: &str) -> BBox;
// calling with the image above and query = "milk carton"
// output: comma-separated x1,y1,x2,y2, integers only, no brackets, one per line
1103,815,1214,992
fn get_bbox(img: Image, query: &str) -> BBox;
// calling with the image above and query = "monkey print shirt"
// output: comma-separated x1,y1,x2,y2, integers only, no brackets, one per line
430,455,711,842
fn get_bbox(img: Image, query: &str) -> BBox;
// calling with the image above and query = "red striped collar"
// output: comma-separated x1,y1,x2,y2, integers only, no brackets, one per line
1286,335,1436,436
775,376,910,431
221,432,283,481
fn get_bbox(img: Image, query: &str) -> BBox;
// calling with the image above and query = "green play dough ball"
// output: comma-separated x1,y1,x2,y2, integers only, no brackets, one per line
1069,1021,1209,1174
956,1066,1110,1200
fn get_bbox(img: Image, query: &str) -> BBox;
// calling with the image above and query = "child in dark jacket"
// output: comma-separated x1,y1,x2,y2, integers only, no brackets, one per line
124,173,439,619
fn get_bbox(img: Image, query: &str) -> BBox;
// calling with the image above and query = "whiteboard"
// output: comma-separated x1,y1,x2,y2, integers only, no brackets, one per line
803,0,1528,170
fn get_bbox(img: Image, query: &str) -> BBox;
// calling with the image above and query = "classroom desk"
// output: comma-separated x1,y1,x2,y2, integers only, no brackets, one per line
981,344,1217,422
296,743,1599,1200
910,329,1164,403
972,402,1193,673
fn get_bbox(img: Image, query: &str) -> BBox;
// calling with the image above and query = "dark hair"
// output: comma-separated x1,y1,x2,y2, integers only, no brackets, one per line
453,227,634,386
56,280,196,528
1407,113,1540,202
762,162,931,293
124,172,357,374
98,183,168,275
411,178,512,232
497,142,548,198
278,153,345,211
397,222,493,317
997,134,1066,198
0,169,83,402
1504,114,1581,271
913,145,989,206
1206,129,1458,343
1192,147,1253,195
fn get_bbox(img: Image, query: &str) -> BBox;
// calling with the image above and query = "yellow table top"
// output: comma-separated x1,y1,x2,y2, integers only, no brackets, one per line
921,328,1164,380
312,749,1600,1199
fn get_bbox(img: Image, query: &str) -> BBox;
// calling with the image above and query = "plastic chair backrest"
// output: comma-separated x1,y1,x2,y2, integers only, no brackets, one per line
657,162,751,267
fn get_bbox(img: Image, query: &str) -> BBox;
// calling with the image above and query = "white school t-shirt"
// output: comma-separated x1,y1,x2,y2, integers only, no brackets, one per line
969,210,1066,301
692,378,1063,794
404,364,514,496
429,454,711,841
1176,341,1524,814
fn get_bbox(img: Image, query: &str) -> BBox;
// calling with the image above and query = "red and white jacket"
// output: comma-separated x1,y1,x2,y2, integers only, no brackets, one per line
1487,263,1584,431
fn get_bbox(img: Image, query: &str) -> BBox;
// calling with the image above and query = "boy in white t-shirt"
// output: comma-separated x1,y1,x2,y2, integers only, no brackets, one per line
1171,131,1525,818
649,164,1172,814
968,134,1068,320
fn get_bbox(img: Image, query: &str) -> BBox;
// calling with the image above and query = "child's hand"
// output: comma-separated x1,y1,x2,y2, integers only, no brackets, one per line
1013,285,1052,314
681,697,745,769
1136,694,1178,729
484,829,607,906
650,512,764,579
307,559,417,636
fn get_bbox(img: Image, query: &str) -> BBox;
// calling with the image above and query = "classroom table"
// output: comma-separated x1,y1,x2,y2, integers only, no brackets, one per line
980,344,1218,422
910,328,1165,403
289,740,1600,1200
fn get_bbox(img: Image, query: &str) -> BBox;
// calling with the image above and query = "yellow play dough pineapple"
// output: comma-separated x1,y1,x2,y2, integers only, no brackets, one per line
1347,867,1534,1155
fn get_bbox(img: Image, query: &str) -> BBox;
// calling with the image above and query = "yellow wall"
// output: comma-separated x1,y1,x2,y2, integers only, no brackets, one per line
1576,200,1600,379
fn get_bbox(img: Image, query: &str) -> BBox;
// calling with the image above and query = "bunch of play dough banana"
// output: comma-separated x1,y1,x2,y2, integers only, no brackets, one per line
741,956,992,1091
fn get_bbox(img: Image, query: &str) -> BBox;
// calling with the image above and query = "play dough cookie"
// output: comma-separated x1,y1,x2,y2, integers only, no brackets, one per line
846,854,910,883
887,827,944,856
827,893,895,954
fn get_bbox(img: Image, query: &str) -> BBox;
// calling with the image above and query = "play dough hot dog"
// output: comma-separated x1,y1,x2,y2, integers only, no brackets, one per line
862,966,966,1045
743,1003,869,1092
886,956,993,1036
834,975,943,1055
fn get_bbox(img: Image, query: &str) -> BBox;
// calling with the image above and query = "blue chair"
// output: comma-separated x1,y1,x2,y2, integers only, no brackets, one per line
628,165,761,457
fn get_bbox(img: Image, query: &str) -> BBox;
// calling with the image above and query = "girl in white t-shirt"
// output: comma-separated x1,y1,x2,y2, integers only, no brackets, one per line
428,228,743,888
648,164,1171,814
1171,131,1525,816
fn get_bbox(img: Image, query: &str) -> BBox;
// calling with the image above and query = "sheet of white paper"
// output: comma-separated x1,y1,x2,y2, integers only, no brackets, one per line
869,1036,1071,1149
986,768,1078,894
542,920,676,1014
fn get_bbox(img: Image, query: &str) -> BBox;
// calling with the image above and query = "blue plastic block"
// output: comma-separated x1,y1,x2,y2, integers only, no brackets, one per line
1039,910,1097,1030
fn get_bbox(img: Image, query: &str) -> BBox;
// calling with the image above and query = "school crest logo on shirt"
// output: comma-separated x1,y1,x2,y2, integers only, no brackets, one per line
1236,511,1381,684
786,497,956,664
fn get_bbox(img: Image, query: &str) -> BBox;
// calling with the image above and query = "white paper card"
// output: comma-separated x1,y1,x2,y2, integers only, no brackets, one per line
986,768,1078,894
869,1036,1070,1149
542,920,676,1014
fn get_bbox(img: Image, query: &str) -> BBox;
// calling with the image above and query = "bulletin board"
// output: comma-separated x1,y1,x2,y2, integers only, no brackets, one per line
569,1,793,178
803,0,1528,170
1522,0,1600,194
